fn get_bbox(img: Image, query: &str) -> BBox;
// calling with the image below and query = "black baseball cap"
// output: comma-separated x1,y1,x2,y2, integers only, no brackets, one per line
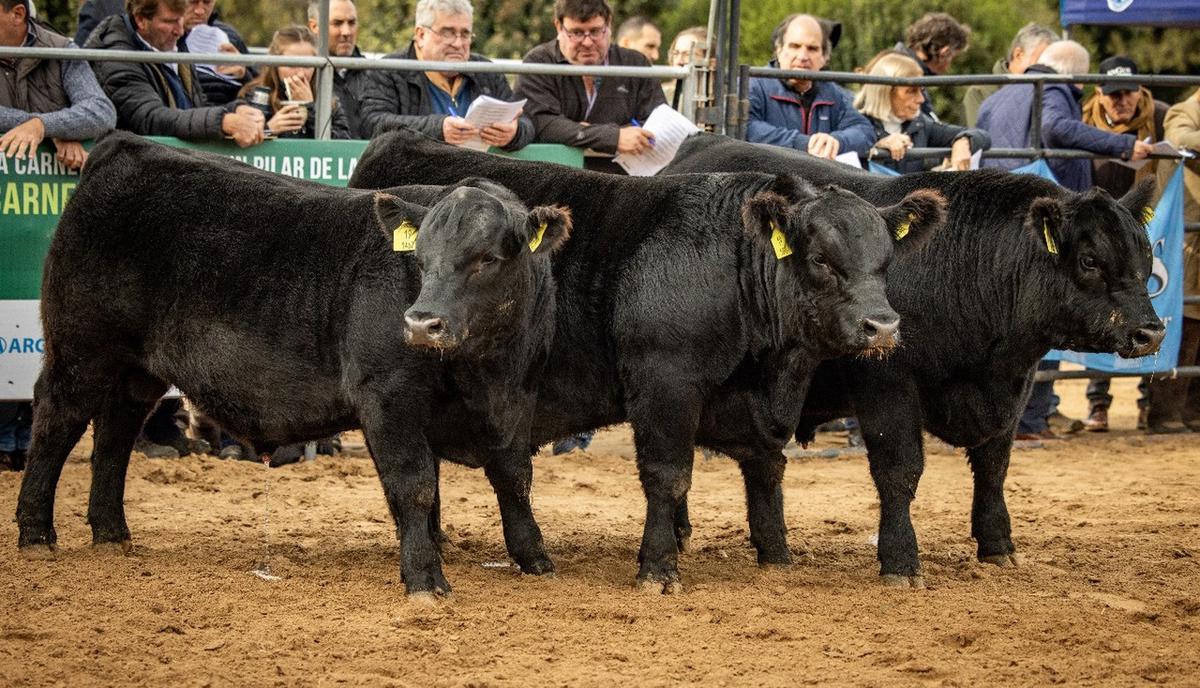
1099,56,1139,95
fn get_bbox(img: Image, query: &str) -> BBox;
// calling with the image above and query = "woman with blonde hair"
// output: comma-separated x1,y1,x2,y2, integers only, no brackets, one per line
238,25,351,139
854,51,989,173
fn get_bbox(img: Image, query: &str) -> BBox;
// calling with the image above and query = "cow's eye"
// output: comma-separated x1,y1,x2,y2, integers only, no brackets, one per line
811,254,829,269
1080,254,1098,271
478,254,499,268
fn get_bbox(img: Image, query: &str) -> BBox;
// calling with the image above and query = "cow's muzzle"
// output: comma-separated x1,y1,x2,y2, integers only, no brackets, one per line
1122,320,1166,358
858,316,901,358
404,311,455,349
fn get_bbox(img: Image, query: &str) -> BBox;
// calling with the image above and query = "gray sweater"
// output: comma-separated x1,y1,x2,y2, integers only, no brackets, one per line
0,26,116,140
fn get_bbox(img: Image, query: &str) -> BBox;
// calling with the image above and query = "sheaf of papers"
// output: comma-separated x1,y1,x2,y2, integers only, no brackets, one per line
459,96,527,151
834,151,862,169
614,104,701,176
969,148,982,170
1115,138,1195,169
186,25,239,84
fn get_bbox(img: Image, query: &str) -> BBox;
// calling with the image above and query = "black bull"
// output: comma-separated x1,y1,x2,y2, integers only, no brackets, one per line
664,133,1165,586
16,133,572,598
350,129,947,591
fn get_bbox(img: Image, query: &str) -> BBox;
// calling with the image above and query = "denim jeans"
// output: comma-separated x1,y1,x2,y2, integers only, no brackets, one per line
1018,360,1061,434
0,401,32,452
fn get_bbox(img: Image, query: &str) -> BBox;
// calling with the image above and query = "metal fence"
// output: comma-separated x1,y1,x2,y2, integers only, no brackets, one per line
3,40,1199,381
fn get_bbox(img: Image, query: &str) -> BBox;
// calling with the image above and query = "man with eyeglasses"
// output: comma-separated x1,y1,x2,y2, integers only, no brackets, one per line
515,0,665,173
359,0,532,150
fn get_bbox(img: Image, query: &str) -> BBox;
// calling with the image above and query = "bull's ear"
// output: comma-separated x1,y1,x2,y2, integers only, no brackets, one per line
525,205,572,255
373,192,428,252
1119,177,1157,228
877,189,945,255
742,191,795,259
1024,197,1065,259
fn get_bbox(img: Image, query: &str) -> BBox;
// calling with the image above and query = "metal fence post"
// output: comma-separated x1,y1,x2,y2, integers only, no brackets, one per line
315,0,333,141
1030,80,1044,158
737,64,750,140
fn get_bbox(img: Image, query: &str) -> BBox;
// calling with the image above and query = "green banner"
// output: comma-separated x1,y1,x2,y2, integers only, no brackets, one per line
0,137,583,299
0,137,582,399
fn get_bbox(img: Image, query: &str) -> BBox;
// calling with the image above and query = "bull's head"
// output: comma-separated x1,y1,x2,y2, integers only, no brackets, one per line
1028,177,1164,358
742,176,945,357
374,180,571,351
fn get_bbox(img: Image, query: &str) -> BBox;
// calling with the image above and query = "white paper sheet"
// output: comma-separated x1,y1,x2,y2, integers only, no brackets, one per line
186,25,239,84
1114,137,1196,170
613,104,702,176
459,95,527,151
969,148,982,170
834,151,862,169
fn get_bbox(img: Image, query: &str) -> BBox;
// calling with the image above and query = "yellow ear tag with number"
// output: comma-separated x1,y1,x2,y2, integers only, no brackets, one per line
529,222,547,252
1141,207,1155,225
894,212,915,241
393,220,418,252
1042,219,1059,255
769,220,793,260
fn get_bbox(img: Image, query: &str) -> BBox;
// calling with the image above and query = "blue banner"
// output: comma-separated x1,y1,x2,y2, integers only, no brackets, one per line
1061,0,1200,27
1046,164,1186,372
867,161,900,177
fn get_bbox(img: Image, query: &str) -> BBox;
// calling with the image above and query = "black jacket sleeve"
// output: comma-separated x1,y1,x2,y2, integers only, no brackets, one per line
358,69,444,139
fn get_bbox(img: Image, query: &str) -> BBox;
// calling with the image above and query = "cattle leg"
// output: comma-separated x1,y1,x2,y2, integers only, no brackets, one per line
968,431,1018,567
16,376,94,553
629,389,701,593
740,452,792,565
673,496,692,552
484,451,554,575
88,396,158,549
856,383,926,587
361,424,449,598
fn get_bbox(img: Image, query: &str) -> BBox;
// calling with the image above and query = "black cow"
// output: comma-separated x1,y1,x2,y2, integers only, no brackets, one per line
16,133,570,599
664,134,1165,587
350,130,945,592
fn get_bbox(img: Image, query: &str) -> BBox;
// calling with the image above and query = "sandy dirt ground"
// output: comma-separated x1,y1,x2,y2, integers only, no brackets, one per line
0,373,1198,687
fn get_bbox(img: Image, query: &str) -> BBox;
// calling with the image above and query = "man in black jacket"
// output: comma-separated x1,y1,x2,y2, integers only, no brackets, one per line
308,0,368,138
85,0,263,146
358,0,531,150
515,0,664,172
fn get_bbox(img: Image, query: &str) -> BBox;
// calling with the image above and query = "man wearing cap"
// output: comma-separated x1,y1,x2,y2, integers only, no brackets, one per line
1079,55,1172,433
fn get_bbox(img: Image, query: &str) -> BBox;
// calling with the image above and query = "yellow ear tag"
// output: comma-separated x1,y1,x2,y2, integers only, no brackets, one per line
393,220,418,252
1042,219,1059,255
894,212,915,241
769,220,793,260
529,222,547,253
1141,207,1155,225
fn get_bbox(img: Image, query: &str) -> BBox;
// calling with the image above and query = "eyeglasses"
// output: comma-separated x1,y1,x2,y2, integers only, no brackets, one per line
561,26,608,42
423,26,472,43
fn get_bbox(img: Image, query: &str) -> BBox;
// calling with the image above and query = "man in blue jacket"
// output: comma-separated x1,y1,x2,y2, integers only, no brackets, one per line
978,39,1151,193
747,13,873,160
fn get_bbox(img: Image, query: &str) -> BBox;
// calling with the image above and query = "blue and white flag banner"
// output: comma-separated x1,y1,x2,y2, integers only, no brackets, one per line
1046,163,1186,372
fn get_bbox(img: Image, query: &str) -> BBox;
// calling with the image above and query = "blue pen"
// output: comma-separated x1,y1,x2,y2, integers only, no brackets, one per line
448,103,460,117
631,118,641,127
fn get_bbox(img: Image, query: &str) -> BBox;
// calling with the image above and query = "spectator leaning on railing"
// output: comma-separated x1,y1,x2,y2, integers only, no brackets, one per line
307,0,368,138
962,22,1056,128
1079,55,1171,433
1,0,117,472
746,12,873,160
359,0,531,151
854,51,989,173
514,0,664,174
978,40,1153,442
85,0,265,147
